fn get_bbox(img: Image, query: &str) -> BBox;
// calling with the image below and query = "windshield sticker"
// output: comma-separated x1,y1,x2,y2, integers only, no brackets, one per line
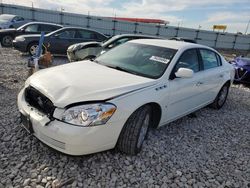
149,56,169,64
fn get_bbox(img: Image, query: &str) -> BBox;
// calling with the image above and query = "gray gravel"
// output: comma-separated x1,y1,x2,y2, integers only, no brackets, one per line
0,47,250,188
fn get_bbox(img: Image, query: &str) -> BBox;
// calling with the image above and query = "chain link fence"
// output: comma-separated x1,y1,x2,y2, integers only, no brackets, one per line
0,3,250,50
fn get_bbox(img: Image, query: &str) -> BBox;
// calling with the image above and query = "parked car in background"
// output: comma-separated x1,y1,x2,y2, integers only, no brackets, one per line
18,39,234,155
230,55,250,83
67,34,160,62
0,14,27,30
170,37,196,43
0,22,62,47
13,27,107,55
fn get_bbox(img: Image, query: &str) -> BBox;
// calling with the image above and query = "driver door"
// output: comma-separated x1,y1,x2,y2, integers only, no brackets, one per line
163,49,206,123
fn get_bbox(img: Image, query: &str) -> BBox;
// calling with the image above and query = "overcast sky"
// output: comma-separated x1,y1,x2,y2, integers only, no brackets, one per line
2,0,250,33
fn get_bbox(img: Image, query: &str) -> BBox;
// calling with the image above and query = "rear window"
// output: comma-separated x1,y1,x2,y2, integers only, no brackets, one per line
76,30,97,39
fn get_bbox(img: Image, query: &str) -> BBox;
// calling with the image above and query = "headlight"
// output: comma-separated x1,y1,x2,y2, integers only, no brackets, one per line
15,36,25,42
61,103,116,126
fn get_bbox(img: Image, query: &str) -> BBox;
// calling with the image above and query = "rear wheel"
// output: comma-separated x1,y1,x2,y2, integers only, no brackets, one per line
210,83,229,109
1,35,13,47
117,105,151,155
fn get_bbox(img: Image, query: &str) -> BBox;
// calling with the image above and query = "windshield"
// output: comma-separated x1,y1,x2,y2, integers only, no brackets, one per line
0,14,14,21
95,42,177,79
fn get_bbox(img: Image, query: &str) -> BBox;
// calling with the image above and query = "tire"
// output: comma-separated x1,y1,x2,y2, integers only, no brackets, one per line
117,105,151,155
28,42,39,56
28,42,44,56
210,83,229,109
1,35,13,47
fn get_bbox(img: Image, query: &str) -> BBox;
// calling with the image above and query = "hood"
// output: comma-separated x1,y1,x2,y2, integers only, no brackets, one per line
0,20,8,24
26,61,156,108
0,20,9,28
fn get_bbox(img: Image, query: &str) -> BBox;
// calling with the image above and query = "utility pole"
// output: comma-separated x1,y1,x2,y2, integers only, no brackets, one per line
245,19,250,35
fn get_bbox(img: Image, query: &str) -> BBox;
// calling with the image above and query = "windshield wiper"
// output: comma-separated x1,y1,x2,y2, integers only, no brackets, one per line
105,65,140,75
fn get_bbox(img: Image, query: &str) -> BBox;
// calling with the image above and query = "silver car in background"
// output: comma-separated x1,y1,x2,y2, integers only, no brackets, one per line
67,34,159,62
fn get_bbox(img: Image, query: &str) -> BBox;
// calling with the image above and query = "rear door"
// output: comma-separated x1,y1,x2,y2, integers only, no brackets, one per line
198,48,225,103
49,29,77,54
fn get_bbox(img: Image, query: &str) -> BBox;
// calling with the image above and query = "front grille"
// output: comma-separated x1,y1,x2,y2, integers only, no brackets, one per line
24,86,55,117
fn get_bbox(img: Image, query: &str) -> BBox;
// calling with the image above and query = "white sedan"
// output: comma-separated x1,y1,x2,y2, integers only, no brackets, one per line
17,39,234,155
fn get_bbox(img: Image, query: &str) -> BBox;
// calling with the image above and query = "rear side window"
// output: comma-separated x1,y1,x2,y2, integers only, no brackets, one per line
200,49,221,70
175,49,200,73
39,25,61,32
57,30,75,39
13,16,24,22
96,33,107,41
75,30,97,40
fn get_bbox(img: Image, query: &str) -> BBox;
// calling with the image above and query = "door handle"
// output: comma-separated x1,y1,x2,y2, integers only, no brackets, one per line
196,81,203,86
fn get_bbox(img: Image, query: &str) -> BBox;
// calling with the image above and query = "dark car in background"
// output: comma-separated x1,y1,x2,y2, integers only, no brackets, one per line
13,27,108,55
230,55,250,83
0,22,62,47
0,14,27,30
67,34,160,62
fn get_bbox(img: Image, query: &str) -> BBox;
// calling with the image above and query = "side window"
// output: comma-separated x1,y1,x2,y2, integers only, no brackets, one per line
174,49,200,73
38,25,60,32
108,38,131,49
25,24,39,32
56,30,75,39
96,34,107,41
75,30,97,40
13,16,24,22
200,49,221,70
39,25,52,32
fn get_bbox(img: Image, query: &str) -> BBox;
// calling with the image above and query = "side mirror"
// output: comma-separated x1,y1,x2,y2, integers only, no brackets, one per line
175,68,194,78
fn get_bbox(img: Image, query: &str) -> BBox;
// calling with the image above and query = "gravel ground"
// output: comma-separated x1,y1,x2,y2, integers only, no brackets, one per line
0,47,250,188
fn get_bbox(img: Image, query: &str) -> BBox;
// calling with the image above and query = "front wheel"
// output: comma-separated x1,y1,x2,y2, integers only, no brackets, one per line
117,105,151,155
1,35,13,47
28,42,45,56
28,42,39,56
210,83,229,109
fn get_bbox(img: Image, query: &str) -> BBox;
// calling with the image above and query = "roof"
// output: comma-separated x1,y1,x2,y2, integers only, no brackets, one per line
47,26,107,37
129,39,210,50
21,22,63,27
111,34,161,39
